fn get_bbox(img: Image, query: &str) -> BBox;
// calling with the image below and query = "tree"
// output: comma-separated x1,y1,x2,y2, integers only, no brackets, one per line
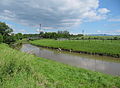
4,35,16,44
57,30,70,38
15,33,23,40
0,22,13,35
39,31,44,38
0,34,3,43
77,34,83,37
0,22,16,44
114,37,118,40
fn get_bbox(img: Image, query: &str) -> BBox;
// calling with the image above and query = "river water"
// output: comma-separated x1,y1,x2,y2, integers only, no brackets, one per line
20,44,120,76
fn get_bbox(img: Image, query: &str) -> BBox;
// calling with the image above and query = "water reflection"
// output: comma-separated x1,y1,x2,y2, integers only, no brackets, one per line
20,44,120,76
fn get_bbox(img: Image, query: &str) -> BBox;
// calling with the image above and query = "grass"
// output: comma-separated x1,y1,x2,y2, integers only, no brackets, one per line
10,39,29,49
0,43,120,88
30,39,120,58
82,36,120,40
71,36,120,40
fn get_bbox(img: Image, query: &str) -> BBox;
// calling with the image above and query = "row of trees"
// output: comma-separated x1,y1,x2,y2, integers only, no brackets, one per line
23,31,83,40
0,22,23,44
40,31,70,39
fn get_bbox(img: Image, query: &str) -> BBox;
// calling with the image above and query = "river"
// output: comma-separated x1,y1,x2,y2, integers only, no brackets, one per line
20,44,120,76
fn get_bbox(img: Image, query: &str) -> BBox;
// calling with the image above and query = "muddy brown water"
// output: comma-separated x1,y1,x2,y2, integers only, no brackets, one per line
20,44,120,76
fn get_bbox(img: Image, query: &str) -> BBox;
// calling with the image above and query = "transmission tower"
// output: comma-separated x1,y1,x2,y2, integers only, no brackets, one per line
39,24,41,34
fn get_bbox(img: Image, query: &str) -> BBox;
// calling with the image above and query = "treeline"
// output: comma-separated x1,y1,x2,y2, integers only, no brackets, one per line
23,31,83,40
0,22,23,44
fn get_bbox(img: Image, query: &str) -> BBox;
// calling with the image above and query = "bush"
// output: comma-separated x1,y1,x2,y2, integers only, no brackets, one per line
3,35,16,44
0,34,3,43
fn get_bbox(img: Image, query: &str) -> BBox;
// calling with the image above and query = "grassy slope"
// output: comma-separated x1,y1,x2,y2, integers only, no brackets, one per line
30,39,120,57
0,44,120,88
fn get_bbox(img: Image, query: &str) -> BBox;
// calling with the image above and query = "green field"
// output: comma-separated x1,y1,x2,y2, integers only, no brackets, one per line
84,36,120,40
0,43,120,88
30,39,120,58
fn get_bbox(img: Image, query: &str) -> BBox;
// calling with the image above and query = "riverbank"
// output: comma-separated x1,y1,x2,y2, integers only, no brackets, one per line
0,44,120,88
10,39,29,49
30,39,120,58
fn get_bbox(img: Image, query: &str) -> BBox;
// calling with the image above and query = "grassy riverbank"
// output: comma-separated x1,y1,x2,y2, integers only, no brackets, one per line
30,39,120,58
0,44,120,88
10,39,29,49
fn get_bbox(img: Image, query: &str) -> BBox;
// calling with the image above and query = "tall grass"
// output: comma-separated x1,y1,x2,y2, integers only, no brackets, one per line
0,44,120,88
30,39,120,58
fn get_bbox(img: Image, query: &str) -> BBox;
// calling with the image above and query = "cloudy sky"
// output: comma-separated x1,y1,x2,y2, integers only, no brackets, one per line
0,0,120,34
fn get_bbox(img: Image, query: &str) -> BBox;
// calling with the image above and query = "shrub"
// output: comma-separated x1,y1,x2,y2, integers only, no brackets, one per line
0,34,3,43
3,35,16,44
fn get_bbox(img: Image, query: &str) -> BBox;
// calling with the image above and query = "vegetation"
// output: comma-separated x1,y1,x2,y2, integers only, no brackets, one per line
0,21,120,87
0,22,13,35
0,44,120,88
14,33,23,40
23,31,83,40
1,21,119,44
23,31,120,41
0,34,3,43
30,39,120,58
0,22,24,44
0,22,15,44
71,35,120,40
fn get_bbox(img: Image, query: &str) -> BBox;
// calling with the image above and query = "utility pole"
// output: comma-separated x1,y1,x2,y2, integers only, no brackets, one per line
82,30,84,40
38,24,42,38
82,30,84,35
39,24,41,34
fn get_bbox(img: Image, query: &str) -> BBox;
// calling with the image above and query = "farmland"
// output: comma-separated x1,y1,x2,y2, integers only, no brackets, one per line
30,39,120,58
71,35,120,40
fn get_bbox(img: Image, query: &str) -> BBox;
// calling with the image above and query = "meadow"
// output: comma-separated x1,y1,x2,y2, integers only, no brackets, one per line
30,39,120,58
71,36,120,40
0,43,120,88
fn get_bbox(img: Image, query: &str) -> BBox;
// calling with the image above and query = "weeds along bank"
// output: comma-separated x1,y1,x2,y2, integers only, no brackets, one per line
10,39,29,49
30,39,120,58
0,44,120,88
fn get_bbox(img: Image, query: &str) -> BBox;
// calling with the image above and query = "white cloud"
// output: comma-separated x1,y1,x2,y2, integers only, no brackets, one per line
0,9,16,21
82,10,102,21
108,19,120,22
43,27,55,30
97,30,101,33
21,29,26,32
115,30,120,33
0,0,110,29
6,23,13,28
36,29,42,32
61,19,81,22
98,8,110,14
14,29,26,33
104,29,120,35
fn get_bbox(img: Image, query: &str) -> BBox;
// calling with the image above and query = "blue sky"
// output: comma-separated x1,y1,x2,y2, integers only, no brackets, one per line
70,0,120,35
0,0,120,35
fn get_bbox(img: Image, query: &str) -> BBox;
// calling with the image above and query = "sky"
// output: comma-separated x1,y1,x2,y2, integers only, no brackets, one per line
0,0,120,35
